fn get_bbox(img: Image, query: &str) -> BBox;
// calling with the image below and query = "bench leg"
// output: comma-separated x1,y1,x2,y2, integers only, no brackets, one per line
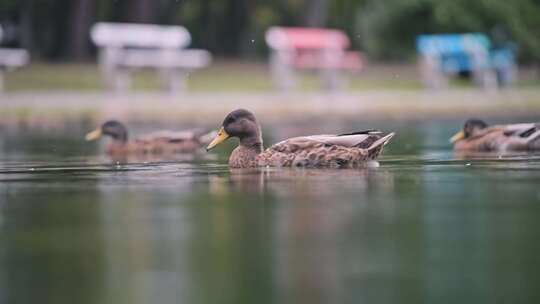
270,51,296,91
497,64,518,87
474,68,498,91
113,68,130,93
0,70,4,93
420,55,447,89
160,69,187,94
321,68,342,91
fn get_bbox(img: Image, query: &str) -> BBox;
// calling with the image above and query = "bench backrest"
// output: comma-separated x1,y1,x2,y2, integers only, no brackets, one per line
417,33,490,55
266,27,350,50
91,22,191,49
417,33,494,72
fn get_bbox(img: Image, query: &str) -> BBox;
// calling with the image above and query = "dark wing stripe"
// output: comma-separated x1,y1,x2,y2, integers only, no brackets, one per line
338,130,382,136
519,127,538,138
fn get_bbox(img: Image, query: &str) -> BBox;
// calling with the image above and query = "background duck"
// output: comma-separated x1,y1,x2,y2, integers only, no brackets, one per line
450,119,540,152
85,120,216,155
206,109,395,168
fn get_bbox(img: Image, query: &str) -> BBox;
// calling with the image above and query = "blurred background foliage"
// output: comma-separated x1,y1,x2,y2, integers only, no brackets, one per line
0,0,539,63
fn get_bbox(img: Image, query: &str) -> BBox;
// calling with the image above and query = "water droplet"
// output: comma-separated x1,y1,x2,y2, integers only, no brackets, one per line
465,163,471,166
251,39,255,43
29,168,35,171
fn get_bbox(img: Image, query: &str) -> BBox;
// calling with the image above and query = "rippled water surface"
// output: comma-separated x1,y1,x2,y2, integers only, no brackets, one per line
1,119,540,304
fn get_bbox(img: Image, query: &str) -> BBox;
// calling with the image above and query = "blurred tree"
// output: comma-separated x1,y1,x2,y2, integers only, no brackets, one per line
69,0,95,59
433,0,540,61
356,0,540,63
0,0,538,65
305,0,329,27
127,0,157,23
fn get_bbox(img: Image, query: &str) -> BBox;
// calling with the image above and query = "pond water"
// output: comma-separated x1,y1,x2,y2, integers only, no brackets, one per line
1,118,540,304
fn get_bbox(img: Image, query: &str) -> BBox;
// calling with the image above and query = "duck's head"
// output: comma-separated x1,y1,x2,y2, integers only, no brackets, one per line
450,119,488,143
85,120,128,143
206,109,262,150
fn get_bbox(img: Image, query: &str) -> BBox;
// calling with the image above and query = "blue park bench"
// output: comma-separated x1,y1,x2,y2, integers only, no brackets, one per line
416,33,516,89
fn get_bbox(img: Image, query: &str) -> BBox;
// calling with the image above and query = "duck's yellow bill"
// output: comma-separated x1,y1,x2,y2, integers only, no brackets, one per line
206,127,229,150
85,128,102,141
449,131,465,143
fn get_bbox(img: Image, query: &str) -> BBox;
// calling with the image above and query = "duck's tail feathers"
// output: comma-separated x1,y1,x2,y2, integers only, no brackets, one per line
339,129,383,136
367,132,395,158
525,129,540,148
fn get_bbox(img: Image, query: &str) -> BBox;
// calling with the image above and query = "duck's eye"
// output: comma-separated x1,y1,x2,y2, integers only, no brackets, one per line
225,116,236,125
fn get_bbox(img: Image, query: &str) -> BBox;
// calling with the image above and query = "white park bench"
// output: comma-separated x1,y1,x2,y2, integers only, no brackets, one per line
0,26,30,92
265,26,363,91
90,22,211,93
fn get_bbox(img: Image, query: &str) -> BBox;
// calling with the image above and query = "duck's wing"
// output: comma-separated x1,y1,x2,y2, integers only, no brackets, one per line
501,123,540,137
500,123,540,149
261,131,395,167
137,130,193,142
464,123,540,151
272,130,386,150
138,128,216,143
130,129,216,154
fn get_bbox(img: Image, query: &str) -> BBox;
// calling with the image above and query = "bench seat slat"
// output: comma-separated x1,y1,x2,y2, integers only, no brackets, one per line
292,51,362,70
117,49,211,69
0,48,29,68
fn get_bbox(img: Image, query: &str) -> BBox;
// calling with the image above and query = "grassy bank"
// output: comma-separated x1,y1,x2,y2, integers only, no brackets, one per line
1,61,539,130
1,89,540,130
2,61,462,92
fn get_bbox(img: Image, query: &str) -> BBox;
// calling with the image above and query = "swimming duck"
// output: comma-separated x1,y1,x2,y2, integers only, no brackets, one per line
450,119,540,152
85,120,216,155
206,109,395,168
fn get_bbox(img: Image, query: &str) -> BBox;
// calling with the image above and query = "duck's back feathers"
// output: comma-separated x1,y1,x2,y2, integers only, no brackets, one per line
455,123,540,152
502,123,540,150
256,131,394,168
108,129,216,155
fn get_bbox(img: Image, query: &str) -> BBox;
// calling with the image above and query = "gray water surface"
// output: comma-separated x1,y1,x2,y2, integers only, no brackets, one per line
1,119,540,304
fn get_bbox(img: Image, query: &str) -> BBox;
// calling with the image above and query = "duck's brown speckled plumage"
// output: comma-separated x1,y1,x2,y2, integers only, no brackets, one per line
451,119,540,152
207,109,395,168
86,120,216,156
255,134,390,167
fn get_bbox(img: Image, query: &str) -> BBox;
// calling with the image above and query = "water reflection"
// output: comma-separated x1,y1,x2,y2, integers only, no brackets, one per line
454,150,540,161
1,119,540,304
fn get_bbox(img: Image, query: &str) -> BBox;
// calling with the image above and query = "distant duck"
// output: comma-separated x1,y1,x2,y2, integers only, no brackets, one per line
450,119,540,152
85,120,216,155
206,109,395,168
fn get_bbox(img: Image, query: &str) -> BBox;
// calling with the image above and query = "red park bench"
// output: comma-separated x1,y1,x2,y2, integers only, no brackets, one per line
265,26,363,91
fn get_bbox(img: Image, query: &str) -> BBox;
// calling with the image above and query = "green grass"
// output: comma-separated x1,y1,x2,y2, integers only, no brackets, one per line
5,61,537,92
5,61,424,92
